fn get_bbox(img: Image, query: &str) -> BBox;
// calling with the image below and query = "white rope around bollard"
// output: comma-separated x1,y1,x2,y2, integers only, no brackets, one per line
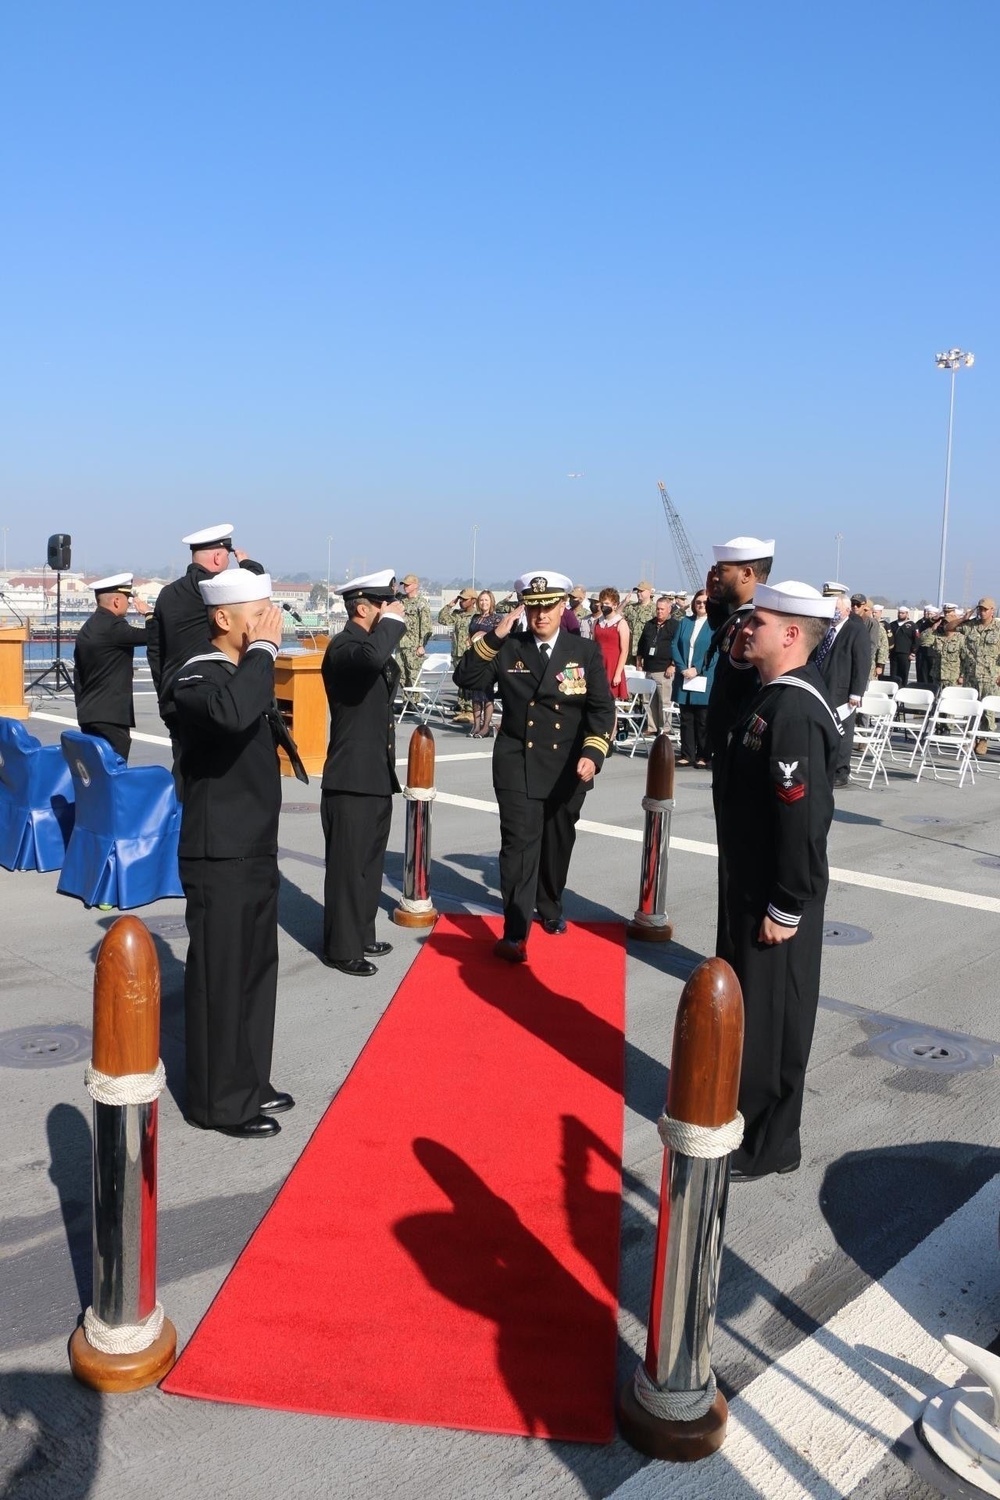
657,1110,745,1159
85,1060,166,1107
83,1301,165,1355
398,896,435,914
403,785,437,802
630,911,672,930
633,1362,719,1422
641,795,676,814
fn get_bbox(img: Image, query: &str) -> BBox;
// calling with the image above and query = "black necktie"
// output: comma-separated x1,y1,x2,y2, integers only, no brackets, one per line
539,643,550,666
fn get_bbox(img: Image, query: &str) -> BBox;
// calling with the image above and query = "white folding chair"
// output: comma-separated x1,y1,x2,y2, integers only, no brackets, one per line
851,694,897,787
972,694,1000,774
915,694,982,787
866,679,898,697
618,673,656,756
890,687,935,764
397,654,453,724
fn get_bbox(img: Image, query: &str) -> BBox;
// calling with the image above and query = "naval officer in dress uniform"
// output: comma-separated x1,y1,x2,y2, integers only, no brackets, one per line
146,523,266,790
320,570,406,976
454,571,615,963
716,581,842,1180
172,568,297,1139
72,573,151,761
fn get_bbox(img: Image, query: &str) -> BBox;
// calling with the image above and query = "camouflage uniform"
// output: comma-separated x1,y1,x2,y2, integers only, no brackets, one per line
398,591,432,687
870,621,890,679
621,599,655,664
439,598,475,717
960,619,1000,730
921,627,964,689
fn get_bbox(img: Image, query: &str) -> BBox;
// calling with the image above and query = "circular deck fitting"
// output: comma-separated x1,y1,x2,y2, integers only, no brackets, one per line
868,1029,995,1075
281,803,316,814
144,917,189,939
822,922,873,945
0,1024,93,1069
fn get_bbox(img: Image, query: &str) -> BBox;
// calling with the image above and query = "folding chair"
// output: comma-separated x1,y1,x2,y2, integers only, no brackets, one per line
851,694,897,787
618,673,656,757
915,694,982,788
866,679,898,698
891,687,935,765
971,694,1000,774
397,655,453,724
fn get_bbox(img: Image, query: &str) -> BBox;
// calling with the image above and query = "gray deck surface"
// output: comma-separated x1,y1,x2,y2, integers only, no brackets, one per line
2,677,998,1499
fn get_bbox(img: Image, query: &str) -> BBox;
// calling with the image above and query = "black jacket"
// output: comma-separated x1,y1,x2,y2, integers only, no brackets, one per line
73,608,148,726
705,600,759,761
813,614,871,705
147,558,264,721
454,627,614,798
321,616,405,796
636,616,678,672
172,645,282,858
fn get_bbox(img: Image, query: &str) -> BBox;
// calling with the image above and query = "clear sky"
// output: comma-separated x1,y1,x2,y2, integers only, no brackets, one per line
1,1,996,601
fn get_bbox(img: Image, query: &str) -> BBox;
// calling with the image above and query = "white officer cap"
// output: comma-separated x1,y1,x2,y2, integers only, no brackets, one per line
335,569,398,604
198,571,272,606
753,580,835,619
91,572,134,595
712,536,775,564
822,581,849,596
515,571,573,604
182,523,235,549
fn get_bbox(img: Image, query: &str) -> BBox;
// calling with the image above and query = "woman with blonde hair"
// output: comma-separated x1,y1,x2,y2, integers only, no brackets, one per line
468,588,502,737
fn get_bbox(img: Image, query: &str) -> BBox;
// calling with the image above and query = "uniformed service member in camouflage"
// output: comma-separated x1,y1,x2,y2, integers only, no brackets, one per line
570,585,589,626
920,605,965,690
439,587,478,721
870,606,890,680
622,581,655,664
961,596,1000,745
397,573,433,687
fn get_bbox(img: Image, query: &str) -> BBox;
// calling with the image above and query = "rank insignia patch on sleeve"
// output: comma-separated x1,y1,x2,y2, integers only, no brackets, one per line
774,758,806,803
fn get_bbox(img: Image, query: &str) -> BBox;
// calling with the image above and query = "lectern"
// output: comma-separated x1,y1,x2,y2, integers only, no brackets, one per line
0,628,29,719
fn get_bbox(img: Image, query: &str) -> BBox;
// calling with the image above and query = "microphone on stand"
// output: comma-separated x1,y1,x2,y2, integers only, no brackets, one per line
281,600,319,650
0,590,27,627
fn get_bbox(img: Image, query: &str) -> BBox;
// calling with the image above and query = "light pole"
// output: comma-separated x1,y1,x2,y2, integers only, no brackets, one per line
2,527,7,574
471,525,479,591
834,532,844,580
326,535,333,624
934,348,975,608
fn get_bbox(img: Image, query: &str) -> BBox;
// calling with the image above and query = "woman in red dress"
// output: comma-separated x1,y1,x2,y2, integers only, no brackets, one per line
593,587,631,740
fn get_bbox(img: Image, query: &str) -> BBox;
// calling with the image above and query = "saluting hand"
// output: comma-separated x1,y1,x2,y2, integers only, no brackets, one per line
381,600,406,620
246,603,284,649
493,611,519,639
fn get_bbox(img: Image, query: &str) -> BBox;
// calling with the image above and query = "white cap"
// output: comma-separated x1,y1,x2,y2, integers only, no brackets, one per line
822,581,849,596
91,573,134,594
753,580,835,619
198,571,272,607
712,536,774,564
335,569,398,603
182,523,234,548
515,571,573,603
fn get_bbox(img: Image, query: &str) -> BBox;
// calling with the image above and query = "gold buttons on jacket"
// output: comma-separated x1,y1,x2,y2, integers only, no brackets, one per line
554,722,561,729
527,741,533,748
527,719,534,727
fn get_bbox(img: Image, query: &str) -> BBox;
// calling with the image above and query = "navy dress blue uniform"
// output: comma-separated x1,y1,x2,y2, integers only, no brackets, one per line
320,612,405,963
172,642,283,1130
717,664,841,1176
73,607,149,761
454,625,615,941
705,599,760,959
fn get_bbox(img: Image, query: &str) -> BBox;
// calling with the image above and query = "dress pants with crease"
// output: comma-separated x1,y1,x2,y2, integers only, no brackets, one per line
181,854,279,1128
79,721,131,762
321,791,392,962
497,781,587,942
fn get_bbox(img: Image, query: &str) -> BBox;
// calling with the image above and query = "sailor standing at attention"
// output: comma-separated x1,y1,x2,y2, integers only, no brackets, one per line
72,573,151,762
716,581,841,1181
173,568,302,1139
453,571,615,963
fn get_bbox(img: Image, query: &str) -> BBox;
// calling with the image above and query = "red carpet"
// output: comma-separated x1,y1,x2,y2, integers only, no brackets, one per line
163,915,626,1441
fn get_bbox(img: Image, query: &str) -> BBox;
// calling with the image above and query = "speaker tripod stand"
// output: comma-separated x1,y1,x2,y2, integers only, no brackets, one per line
27,570,75,696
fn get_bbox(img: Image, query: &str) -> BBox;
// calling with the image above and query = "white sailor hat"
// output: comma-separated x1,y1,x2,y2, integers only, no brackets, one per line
712,536,775,564
198,570,272,607
516,571,573,604
335,569,398,604
182,523,234,549
753,580,835,618
91,572,134,595
822,581,849,596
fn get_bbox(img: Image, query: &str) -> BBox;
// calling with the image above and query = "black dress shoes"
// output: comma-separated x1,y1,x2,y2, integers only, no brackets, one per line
834,770,851,788
323,957,378,977
364,941,393,956
259,1091,295,1114
215,1114,281,1139
540,917,567,935
730,1159,799,1182
493,937,527,963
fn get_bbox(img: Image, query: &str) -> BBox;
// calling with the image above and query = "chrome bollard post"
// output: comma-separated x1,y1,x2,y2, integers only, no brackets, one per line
70,915,177,1391
628,732,675,942
618,957,744,1460
392,724,439,929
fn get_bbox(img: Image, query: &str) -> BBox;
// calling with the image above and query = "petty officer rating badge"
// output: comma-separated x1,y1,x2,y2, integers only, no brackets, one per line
774,758,806,804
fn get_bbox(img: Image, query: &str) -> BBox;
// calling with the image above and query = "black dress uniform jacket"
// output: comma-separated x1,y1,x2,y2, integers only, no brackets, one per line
147,558,265,722
717,663,842,1177
705,600,759,763
320,617,404,795
73,608,148,727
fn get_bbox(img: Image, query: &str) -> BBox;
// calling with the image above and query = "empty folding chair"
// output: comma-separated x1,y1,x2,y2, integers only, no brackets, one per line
0,718,75,871
866,679,898,698
619,673,656,757
915,696,982,788
972,694,1000,774
851,694,897,787
891,687,935,764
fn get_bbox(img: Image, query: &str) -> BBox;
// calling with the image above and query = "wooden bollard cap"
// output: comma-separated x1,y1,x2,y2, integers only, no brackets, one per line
645,732,675,801
666,957,743,1128
92,917,161,1077
406,723,436,788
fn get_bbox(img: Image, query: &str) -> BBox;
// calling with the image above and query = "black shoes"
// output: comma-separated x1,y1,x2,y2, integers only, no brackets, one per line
186,1113,282,1139
540,916,567,935
834,770,851,788
259,1091,295,1114
364,941,393,956
730,1160,799,1182
493,937,527,963
323,957,378,976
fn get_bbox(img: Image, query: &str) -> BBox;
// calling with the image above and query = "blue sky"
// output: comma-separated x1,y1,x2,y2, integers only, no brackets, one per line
1,1,996,601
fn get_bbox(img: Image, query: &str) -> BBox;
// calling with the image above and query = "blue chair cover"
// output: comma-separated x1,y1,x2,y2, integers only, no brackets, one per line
57,731,183,909
0,718,76,872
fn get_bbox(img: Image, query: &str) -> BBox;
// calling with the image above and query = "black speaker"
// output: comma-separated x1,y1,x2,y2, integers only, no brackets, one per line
47,533,71,570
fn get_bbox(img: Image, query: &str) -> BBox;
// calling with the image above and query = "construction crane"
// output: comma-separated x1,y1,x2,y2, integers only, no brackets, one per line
657,480,705,593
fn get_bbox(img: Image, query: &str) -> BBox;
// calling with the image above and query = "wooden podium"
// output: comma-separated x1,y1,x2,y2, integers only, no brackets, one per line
0,627,29,720
273,648,329,779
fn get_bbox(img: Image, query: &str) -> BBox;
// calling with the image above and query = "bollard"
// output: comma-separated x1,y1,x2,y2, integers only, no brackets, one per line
69,916,177,1391
618,956,744,1460
921,1335,1000,1491
627,732,676,942
392,724,439,928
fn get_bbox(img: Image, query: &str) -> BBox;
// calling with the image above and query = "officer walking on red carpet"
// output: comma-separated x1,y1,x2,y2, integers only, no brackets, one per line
454,570,615,963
